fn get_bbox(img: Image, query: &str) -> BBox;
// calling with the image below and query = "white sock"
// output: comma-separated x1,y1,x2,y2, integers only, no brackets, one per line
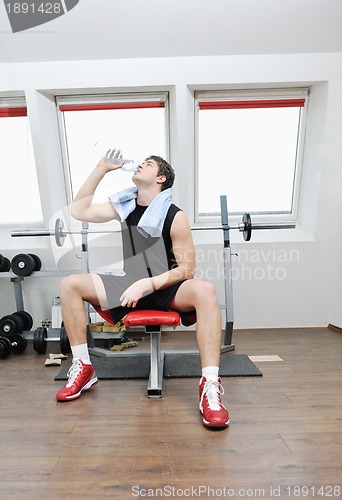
201,366,219,380
71,343,91,365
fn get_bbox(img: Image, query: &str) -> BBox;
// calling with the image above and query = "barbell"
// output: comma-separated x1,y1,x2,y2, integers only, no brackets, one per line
11,214,295,247
191,213,295,240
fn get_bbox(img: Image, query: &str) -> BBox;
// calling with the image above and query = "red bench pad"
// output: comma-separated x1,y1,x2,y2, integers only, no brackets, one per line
93,305,115,325
93,306,182,327
124,310,181,327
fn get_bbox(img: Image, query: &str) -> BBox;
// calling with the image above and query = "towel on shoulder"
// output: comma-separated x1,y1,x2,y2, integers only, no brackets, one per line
109,187,172,238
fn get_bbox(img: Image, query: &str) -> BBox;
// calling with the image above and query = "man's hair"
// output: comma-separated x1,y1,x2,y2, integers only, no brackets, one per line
147,155,175,191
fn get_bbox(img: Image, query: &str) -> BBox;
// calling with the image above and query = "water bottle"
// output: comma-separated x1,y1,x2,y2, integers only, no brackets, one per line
120,160,138,172
92,138,137,172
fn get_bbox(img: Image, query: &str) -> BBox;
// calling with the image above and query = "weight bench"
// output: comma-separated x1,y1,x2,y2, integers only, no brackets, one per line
92,307,181,397
124,310,181,397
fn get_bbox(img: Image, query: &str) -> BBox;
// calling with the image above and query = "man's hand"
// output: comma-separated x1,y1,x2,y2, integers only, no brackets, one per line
120,278,152,308
97,148,125,172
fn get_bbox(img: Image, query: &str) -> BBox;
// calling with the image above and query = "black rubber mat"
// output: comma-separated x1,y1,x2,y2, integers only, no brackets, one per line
164,353,262,378
55,353,262,380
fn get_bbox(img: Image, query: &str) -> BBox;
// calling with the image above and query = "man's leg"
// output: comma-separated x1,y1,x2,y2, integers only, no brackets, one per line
56,274,108,402
169,279,221,367
169,279,229,428
60,273,109,346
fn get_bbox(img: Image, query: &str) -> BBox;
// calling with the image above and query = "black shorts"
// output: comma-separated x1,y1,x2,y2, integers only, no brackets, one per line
97,274,196,326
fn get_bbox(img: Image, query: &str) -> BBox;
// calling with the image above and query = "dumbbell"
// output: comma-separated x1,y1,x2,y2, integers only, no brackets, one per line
33,325,70,355
0,334,27,359
0,254,11,272
0,311,33,337
11,253,42,276
14,311,33,331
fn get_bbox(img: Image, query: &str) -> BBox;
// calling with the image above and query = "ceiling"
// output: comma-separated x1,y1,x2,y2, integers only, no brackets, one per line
0,0,342,64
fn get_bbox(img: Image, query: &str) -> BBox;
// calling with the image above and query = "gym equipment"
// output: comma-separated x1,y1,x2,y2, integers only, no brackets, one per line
82,307,183,397
27,253,42,272
124,310,181,397
12,310,33,331
11,253,42,276
0,334,27,359
0,313,24,336
59,324,71,354
242,213,252,242
0,254,11,272
9,195,296,357
11,214,295,246
0,311,33,337
33,325,70,355
191,214,294,241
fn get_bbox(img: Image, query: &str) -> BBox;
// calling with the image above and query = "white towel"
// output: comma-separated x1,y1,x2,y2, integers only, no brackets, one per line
109,187,172,238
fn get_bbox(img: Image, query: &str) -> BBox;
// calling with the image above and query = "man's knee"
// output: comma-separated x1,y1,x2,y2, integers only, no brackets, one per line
60,274,106,306
194,280,218,305
60,275,83,298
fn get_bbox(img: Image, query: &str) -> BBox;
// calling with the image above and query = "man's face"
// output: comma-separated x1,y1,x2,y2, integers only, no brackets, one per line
133,158,165,187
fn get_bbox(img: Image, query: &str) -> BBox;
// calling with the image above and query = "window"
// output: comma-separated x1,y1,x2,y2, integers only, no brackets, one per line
56,93,169,204
0,98,42,224
195,89,308,220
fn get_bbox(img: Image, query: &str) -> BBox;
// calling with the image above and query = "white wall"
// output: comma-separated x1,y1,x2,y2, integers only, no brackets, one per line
0,52,342,330
330,245,342,327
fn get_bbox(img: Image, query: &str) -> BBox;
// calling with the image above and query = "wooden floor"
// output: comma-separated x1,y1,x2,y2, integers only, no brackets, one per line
0,327,341,499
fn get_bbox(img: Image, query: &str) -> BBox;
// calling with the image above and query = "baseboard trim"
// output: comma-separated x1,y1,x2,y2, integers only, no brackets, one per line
328,323,342,332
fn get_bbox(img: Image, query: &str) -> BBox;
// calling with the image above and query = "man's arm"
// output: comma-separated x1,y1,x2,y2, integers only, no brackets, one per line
151,210,196,288
120,210,196,308
70,154,124,223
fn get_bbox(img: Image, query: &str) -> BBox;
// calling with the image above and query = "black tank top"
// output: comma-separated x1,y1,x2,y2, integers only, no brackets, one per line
121,202,182,278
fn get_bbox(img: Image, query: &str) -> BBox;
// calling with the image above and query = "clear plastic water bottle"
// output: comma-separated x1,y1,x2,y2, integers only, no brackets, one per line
120,160,138,172
92,138,137,172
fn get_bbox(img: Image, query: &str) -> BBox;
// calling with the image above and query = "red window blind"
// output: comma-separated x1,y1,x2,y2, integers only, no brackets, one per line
59,102,165,112
198,99,305,110
0,107,27,117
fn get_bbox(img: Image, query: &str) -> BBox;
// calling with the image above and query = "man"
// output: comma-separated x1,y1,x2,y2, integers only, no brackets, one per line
56,150,229,428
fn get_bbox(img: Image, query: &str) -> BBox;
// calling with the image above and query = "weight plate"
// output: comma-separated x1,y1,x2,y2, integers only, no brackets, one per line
33,327,48,354
0,314,24,337
0,256,5,272
11,334,27,354
11,254,36,277
0,337,11,359
28,253,42,272
60,325,71,354
242,213,252,241
0,255,10,272
10,314,24,333
55,218,66,247
2,257,10,272
12,311,33,331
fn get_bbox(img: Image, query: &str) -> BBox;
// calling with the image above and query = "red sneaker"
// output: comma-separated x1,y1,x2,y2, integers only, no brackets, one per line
199,376,230,428
56,359,98,402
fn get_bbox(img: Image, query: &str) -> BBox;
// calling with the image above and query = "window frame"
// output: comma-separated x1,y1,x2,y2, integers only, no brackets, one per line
0,96,43,227
194,88,309,224
55,92,170,221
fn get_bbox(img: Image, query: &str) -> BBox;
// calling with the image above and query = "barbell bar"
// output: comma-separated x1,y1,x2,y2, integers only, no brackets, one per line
11,215,296,247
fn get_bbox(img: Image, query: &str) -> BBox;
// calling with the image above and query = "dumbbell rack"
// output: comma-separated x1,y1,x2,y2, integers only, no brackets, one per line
0,270,74,343
0,269,126,350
